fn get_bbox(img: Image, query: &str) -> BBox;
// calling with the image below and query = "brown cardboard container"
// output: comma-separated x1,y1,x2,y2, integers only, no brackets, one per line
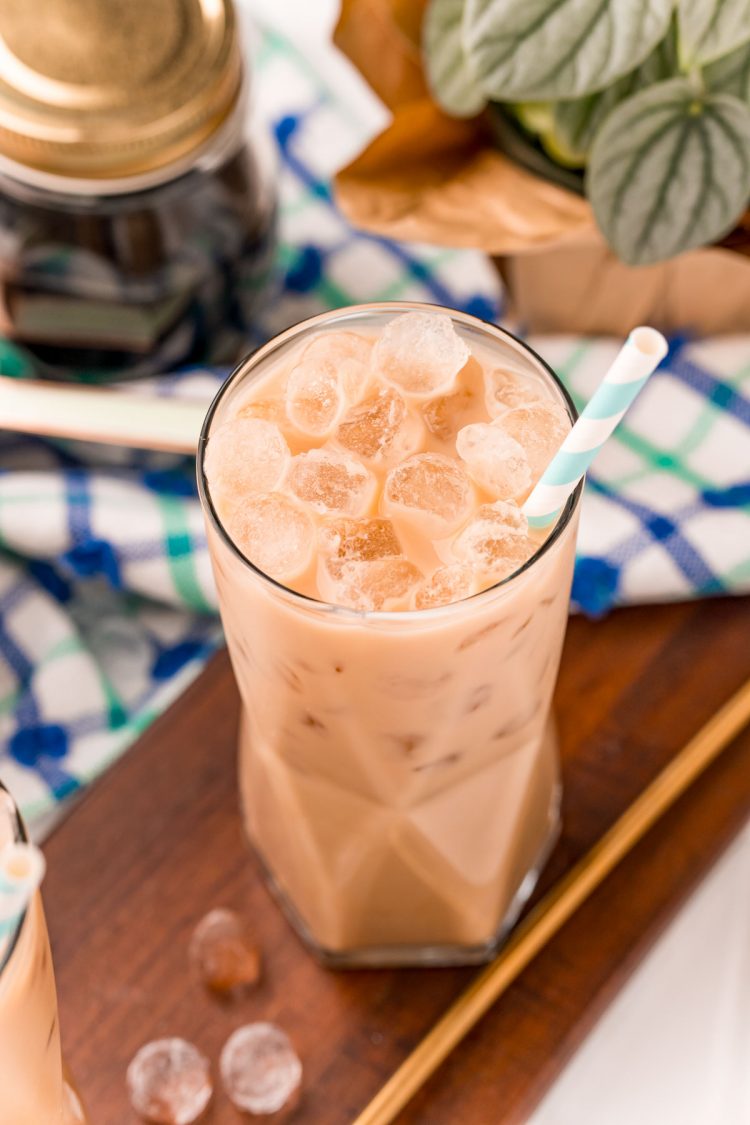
335,0,750,336
494,241,750,335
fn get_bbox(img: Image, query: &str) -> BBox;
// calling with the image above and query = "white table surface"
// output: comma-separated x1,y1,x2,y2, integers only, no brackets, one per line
246,3,750,1121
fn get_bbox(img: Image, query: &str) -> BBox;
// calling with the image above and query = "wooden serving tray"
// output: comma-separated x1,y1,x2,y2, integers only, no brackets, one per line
43,597,750,1124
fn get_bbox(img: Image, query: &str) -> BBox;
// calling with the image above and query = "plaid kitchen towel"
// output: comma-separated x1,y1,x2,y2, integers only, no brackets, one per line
0,24,748,834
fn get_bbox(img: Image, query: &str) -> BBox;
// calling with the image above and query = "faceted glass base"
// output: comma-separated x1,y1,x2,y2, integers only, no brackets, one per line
248,786,561,969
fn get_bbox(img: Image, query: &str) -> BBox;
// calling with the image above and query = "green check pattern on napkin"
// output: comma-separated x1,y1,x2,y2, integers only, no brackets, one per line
540,335,750,607
0,26,748,835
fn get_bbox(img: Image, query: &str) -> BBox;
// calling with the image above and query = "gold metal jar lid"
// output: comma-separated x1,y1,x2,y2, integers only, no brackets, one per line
0,0,242,182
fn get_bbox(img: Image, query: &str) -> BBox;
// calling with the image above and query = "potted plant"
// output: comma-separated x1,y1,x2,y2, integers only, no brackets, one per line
334,0,750,334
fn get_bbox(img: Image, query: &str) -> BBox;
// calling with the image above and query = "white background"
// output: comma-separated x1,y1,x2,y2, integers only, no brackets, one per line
244,2,750,1121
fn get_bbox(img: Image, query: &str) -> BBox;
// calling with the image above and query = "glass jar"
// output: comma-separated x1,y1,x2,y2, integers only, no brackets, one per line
0,0,277,380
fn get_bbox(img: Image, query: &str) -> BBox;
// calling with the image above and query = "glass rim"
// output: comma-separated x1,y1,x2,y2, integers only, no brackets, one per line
197,300,584,622
0,781,28,977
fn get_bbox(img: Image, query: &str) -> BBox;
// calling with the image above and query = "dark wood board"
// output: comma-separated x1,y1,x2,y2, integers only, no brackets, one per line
42,597,750,1124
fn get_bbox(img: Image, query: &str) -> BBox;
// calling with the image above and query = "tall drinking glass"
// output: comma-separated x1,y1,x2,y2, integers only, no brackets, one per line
0,783,86,1122
198,304,582,967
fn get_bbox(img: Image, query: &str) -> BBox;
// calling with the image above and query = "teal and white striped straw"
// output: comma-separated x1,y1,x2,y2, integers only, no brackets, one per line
524,326,669,529
0,841,46,948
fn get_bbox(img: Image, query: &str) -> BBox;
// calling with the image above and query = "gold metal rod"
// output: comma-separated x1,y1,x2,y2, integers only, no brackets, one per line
355,675,750,1125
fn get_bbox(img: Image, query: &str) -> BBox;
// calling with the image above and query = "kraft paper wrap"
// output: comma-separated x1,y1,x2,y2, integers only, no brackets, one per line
334,0,750,334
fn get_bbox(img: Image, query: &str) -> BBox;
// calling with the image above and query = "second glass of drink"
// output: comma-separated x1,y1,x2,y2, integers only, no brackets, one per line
0,783,87,1122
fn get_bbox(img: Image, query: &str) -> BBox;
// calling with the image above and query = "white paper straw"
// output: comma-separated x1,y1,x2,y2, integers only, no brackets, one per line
524,327,669,528
0,376,205,453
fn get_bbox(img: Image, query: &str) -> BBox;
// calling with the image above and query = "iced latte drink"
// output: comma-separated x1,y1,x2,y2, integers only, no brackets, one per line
199,304,581,966
0,785,86,1122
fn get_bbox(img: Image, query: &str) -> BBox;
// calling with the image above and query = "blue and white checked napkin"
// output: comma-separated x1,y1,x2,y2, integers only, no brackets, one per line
0,24,748,834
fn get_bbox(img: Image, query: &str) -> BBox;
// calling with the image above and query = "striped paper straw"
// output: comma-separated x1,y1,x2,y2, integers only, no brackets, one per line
0,842,46,948
524,327,668,529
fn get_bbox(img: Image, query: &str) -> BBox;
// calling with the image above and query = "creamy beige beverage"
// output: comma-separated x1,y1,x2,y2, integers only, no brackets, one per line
0,788,85,1123
200,304,581,965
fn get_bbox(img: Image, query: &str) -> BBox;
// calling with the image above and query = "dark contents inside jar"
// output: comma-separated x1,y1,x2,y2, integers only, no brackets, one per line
0,144,276,381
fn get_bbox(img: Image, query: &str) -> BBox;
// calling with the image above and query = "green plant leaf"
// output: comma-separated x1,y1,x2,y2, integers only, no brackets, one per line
463,0,674,102
587,78,750,266
554,32,678,159
678,0,750,67
512,102,555,136
487,104,585,193
705,40,750,103
424,0,486,116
